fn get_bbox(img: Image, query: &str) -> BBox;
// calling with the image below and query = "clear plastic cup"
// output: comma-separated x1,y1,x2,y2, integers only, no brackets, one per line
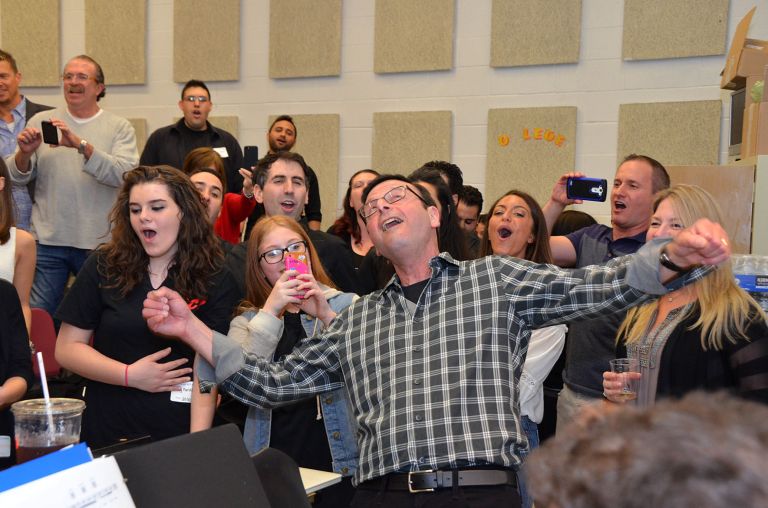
609,358,640,402
11,398,85,463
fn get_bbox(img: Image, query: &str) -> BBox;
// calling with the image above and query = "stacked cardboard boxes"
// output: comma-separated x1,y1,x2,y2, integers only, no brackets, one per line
722,7,768,158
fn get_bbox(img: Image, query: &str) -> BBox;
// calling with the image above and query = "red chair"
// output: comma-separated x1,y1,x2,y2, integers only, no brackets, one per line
30,307,61,378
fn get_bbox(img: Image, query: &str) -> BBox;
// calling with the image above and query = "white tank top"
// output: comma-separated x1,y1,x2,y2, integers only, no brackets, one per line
0,226,17,283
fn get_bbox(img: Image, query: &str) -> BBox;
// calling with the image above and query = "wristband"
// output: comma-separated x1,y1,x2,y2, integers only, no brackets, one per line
124,364,130,387
659,248,688,273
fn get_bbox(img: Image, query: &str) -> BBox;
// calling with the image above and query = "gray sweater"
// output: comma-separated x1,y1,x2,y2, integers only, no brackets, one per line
7,107,138,249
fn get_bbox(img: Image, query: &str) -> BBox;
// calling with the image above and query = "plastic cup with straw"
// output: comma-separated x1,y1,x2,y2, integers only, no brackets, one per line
35,352,57,441
10,355,85,463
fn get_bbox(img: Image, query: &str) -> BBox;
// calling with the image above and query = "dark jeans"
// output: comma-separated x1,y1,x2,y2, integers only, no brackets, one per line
31,243,89,318
351,483,521,508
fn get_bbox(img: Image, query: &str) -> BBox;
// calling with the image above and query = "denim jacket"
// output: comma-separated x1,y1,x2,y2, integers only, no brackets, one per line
198,286,359,476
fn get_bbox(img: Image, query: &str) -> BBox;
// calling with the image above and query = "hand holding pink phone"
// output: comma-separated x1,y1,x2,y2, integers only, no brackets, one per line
284,254,309,276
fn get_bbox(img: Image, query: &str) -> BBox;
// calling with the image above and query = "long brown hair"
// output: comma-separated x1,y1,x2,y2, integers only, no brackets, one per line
0,159,14,244
328,169,379,244
99,165,223,299
240,216,334,313
480,190,553,263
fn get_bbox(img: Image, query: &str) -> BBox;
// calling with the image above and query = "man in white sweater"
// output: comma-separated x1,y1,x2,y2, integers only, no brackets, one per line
7,55,138,317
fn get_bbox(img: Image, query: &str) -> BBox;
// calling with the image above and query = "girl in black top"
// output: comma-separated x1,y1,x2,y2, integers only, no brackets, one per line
55,166,239,449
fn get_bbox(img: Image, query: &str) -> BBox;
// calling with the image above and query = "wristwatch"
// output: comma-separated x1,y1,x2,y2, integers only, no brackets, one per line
659,248,687,273
78,139,88,155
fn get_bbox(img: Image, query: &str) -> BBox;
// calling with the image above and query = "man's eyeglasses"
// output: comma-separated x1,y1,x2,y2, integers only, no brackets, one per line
259,241,308,264
359,185,428,219
62,73,95,83
183,95,209,103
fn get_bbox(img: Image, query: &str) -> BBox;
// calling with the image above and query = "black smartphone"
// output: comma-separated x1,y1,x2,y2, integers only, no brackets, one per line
41,120,59,145
243,145,259,168
566,177,608,202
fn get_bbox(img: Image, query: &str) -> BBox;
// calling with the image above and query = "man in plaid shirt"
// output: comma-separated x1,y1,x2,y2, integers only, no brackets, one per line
144,174,731,507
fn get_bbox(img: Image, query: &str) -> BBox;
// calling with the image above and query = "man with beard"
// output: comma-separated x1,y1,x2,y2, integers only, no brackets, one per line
0,50,52,230
245,115,323,235
140,80,244,194
7,55,138,317
542,154,670,430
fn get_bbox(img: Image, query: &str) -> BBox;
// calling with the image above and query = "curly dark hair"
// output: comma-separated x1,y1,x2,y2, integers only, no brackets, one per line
327,169,379,244
99,165,223,300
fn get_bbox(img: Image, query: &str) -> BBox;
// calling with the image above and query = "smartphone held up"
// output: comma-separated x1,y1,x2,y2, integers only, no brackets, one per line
41,121,59,145
284,252,309,276
566,176,608,202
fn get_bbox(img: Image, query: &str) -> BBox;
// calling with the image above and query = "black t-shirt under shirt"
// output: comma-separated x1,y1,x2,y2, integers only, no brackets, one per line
269,311,333,471
55,252,240,449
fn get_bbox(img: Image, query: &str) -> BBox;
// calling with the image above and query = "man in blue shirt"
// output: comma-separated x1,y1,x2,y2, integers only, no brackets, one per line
542,154,670,431
0,50,51,230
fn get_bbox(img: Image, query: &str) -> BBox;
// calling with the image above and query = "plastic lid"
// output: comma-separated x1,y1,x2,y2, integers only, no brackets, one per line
11,398,85,416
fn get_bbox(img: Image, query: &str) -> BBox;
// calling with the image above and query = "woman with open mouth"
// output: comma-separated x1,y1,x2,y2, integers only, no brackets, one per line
480,189,567,508
54,165,240,450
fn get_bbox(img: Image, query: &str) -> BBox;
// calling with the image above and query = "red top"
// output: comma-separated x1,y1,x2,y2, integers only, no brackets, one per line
215,192,256,244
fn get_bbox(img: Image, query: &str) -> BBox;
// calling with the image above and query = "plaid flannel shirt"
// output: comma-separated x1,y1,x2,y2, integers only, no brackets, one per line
207,239,708,484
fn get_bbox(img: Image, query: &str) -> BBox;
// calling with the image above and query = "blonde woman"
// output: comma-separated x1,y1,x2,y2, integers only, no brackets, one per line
604,185,768,406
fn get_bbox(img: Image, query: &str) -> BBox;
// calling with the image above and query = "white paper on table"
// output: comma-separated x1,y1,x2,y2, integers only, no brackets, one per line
300,467,342,494
0,456,136,507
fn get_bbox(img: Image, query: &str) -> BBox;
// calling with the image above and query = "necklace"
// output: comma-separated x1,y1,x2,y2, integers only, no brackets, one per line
148,262,172,278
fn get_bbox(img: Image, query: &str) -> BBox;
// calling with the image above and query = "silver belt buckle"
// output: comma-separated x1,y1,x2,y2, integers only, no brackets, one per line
408,469,435,493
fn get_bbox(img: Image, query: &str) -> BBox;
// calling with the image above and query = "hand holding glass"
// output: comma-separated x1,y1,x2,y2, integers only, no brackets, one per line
607,358,640,402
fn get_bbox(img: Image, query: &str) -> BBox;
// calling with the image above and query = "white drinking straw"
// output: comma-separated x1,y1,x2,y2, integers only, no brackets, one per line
35,352,56,441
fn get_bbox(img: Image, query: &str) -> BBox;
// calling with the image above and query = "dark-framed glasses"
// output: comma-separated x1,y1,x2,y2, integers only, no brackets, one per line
259,241,308,264
359,185,427,219
183,95,209,103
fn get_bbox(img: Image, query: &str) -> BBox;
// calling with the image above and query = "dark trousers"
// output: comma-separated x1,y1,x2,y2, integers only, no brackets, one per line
351,484,521,508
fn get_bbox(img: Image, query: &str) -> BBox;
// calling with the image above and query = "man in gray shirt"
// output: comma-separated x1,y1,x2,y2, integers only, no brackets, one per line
8,55,138,317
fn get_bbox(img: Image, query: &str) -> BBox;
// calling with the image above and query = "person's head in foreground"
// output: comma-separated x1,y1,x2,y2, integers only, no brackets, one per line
526,391,768,508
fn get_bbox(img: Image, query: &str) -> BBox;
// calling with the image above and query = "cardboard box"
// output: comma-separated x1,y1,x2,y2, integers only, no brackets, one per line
721,7,768,90
747,75,762,107
756,102,768,155
742,102,760,158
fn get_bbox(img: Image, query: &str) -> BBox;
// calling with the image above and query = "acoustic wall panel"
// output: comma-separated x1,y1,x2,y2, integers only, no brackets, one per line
622,0,728,60
372,111,452,174
491,0,582,67
0,0,60,86
269,0,341,78
269,114,340,230
128,118,147,154
85,0,146,84
617,101,721,166
173,0,239,82
486,107,577,208
374,0,454,74
210,116,239,139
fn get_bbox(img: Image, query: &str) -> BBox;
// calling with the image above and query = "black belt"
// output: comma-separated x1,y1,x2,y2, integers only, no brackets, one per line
359,469,517,493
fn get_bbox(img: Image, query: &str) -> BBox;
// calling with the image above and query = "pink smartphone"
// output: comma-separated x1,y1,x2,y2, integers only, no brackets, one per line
284,254,309,276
